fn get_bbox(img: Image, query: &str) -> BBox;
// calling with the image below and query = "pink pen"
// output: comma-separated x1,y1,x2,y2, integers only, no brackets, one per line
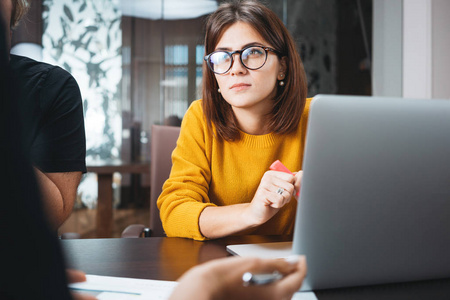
269,160,300,197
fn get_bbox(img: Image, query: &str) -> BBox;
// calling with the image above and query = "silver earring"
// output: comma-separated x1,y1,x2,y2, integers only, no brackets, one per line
218,88,221,93
279,81,285,86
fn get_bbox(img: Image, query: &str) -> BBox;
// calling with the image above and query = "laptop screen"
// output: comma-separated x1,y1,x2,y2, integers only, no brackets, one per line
293,95,450,290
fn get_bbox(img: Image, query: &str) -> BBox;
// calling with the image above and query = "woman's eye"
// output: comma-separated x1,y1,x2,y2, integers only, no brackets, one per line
247,48,263,56
213,53,230,64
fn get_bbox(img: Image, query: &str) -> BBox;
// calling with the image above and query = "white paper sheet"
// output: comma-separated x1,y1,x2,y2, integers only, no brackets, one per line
292,291,318,300
68,275,177,299
69,274,317,300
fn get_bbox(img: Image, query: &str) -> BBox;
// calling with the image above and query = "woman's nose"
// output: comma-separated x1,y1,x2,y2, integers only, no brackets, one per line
229,53,248,75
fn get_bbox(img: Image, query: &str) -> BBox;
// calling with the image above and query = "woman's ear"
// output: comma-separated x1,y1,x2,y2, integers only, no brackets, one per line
277,56,287,80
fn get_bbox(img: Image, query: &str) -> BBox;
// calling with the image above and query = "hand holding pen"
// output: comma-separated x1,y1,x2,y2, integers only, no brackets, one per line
170,255,307,300
242,255,303,286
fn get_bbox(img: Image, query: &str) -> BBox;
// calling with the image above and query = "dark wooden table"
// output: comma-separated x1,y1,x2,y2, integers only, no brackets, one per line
62,235,289,281
61,236,450,300
86,160,150,238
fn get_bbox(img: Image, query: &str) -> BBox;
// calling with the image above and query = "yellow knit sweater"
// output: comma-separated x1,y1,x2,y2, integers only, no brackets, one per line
157,98,313,240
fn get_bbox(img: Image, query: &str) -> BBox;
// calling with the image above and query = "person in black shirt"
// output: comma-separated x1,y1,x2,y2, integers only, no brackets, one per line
1,9,96,300
4,0,86,230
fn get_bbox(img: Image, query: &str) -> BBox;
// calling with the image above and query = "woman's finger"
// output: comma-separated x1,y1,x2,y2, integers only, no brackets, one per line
71,291,98,300
293,171,303,198
274,256,307,296
268,170,295,182
266,183,294,208
66,269,87,283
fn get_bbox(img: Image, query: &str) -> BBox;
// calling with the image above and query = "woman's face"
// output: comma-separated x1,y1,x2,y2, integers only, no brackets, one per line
213,22,285,115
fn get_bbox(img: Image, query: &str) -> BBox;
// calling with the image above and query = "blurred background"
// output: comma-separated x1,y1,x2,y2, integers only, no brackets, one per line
11,0,450,237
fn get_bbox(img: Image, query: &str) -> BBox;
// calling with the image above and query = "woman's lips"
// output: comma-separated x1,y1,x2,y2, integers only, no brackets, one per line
230,83,251,91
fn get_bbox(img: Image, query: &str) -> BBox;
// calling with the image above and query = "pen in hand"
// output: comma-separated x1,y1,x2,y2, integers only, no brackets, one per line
241,256,303,287
242,271,283,286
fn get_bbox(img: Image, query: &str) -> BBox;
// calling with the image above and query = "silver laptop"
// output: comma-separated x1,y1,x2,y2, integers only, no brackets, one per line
227,94,450,291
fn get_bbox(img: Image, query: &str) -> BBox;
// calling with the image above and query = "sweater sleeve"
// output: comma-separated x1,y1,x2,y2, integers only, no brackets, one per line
157,101,216,240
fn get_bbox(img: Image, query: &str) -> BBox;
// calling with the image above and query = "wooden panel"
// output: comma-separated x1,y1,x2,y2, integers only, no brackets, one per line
96,174,113,238
88,161,150,237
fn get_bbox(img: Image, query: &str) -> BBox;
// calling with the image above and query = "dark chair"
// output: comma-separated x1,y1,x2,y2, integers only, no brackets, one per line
121,125,180,237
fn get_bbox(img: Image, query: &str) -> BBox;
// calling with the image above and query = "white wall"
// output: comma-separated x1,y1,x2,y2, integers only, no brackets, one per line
432,0,450,99
372,0,450,99
402,0,432,98
372,0,402,97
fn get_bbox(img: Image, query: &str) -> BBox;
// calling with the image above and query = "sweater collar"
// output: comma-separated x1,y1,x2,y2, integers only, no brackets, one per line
237,130,277,149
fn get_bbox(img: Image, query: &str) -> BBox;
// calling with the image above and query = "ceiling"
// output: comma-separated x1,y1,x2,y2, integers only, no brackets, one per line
120,0,218,20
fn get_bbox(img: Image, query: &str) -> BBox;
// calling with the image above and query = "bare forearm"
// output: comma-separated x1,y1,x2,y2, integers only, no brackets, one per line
199,170,299,239
199,204,258,239
34,168,80,229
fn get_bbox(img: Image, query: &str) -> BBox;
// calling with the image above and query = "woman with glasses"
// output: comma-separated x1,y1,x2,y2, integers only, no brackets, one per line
158,0,312,240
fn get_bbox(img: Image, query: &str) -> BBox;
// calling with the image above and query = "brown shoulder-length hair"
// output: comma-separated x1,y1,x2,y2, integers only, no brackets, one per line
202,0,307,141
11,0,30,29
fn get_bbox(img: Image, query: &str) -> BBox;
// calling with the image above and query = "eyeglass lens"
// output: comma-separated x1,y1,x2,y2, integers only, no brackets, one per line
208,46,267,74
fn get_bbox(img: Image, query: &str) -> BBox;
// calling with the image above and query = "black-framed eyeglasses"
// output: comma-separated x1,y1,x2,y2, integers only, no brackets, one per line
204,45,281,75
